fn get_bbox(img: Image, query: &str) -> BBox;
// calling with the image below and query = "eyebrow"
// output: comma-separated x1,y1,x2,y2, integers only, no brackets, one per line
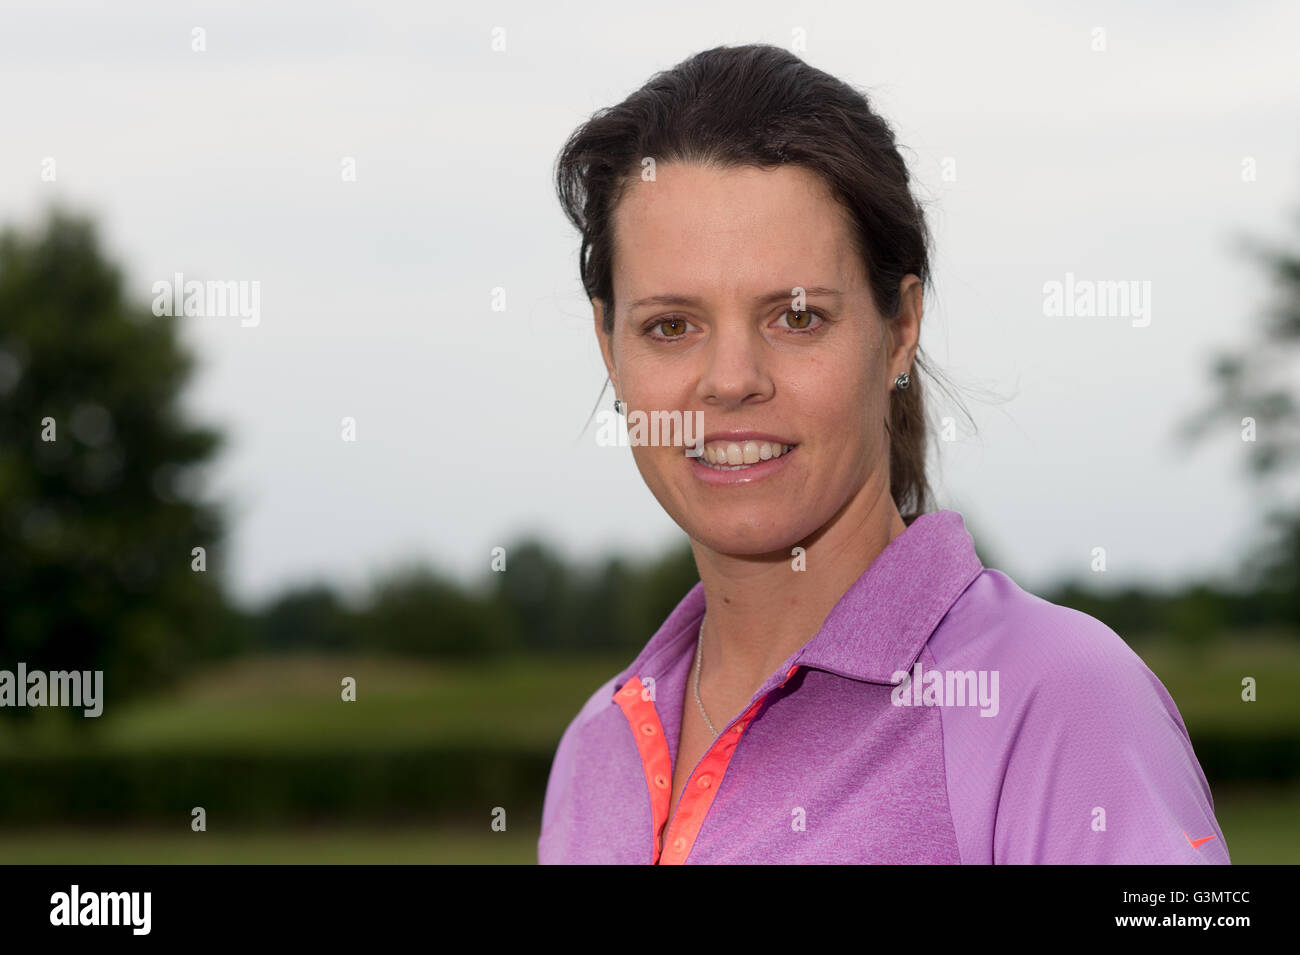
628,286,843,311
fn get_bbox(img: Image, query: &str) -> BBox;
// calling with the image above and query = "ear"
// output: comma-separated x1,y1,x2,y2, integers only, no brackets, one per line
887,275,923,374
593,298,619,393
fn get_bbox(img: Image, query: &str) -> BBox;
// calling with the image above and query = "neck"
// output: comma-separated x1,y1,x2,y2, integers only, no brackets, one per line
692,474,907,703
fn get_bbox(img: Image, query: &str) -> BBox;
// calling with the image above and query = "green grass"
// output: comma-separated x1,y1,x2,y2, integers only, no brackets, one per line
0,782,1295,863
1127,631,1300,736
1210,783,1300,864
0,818,542,864
0,652,630,754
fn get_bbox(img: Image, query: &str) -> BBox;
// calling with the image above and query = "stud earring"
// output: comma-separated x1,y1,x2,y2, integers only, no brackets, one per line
893,372,911,391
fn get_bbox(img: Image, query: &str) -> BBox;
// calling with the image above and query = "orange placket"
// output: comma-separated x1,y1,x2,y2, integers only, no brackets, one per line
615,664,800,864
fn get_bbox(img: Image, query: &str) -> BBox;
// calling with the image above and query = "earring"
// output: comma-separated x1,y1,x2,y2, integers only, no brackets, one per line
893,372,911,391
613,398,624,415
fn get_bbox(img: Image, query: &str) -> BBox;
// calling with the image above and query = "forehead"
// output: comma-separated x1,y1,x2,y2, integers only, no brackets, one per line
610,162,861,302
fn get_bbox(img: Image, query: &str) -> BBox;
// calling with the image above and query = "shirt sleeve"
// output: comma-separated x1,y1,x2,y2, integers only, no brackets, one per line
991,621,1230,864
538,674,620,864
538,718,576,864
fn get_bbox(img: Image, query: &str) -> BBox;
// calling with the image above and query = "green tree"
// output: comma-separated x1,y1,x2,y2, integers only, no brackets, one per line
258,582,360,652
0,207,240,728
362,562,517,659
487,538,582,652
1175,197,1300,626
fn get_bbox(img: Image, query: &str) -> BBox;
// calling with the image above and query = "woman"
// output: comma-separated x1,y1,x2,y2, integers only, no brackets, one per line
539,44,1229,864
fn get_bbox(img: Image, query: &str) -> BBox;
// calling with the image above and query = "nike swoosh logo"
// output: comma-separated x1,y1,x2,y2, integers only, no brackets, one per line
1182,829,1217,849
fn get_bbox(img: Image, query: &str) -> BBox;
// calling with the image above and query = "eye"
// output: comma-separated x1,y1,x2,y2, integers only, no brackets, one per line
643,317,691,340
777,308,825,333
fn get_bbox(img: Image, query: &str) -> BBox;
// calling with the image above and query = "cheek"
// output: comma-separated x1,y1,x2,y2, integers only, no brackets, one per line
786,349,875,409
797,358,885,455
629,439,681,482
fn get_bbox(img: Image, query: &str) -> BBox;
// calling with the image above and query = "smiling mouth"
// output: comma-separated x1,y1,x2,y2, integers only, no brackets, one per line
691,441,797,470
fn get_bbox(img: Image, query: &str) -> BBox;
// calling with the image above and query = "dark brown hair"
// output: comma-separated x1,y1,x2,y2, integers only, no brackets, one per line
555,43,970,525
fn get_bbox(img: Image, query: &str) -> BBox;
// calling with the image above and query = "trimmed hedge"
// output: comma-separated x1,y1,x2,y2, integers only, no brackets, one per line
1193,731,1300,785
0,744,555,826
0,732,1294,826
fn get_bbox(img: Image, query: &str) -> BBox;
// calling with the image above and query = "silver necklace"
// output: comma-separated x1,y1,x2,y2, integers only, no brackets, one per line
693,610,719,738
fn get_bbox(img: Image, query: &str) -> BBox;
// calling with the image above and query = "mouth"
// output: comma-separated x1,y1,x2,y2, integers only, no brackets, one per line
687,437,799,480
693,441,797,470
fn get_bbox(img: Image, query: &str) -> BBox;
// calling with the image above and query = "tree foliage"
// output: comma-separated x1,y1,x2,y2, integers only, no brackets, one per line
1175,197,1300,621
0,208,240,725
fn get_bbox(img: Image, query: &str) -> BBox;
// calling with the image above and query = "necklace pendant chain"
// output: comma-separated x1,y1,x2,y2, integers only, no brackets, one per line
694,610,719,739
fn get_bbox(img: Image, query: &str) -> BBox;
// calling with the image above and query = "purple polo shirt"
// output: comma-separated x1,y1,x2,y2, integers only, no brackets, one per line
538,509,1230,864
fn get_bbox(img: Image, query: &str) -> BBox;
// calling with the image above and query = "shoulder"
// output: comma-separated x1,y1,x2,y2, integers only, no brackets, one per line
929,567,1174,720
927,568,1227,863
565,671,623,738
548,669,623,765
541,664,632,795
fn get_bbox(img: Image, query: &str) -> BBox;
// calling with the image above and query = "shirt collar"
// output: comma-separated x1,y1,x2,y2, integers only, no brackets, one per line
611,509,985,695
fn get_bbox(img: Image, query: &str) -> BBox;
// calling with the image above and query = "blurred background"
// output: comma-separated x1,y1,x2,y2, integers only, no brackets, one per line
1,0,1298,863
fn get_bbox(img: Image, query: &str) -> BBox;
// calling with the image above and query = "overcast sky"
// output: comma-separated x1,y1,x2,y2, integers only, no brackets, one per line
3,0,1298,608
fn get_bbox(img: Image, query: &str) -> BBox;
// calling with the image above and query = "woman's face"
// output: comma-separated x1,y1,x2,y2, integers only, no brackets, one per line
595,161,920,557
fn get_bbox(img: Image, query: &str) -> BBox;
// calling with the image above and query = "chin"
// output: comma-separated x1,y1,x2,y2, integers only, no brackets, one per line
687,521,805,558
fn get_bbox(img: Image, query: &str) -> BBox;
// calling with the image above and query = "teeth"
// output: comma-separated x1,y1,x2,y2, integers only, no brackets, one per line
697,440,795,470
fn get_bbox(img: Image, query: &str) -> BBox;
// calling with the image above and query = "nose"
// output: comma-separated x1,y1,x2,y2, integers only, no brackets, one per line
696,319,775,408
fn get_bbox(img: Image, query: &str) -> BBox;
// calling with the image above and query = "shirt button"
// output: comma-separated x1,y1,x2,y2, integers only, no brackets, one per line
621,686,638,698
654,773,668,789
672,836,686,853
733,723,744,734
697,774,712,789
